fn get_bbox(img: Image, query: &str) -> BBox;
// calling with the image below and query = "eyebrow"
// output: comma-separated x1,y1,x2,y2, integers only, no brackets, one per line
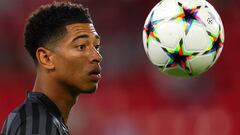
72,34,100,42
95,35,100,39
72,34,89,41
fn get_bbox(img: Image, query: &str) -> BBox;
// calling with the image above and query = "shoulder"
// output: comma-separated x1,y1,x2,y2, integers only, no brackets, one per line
1,102,27,135
1,100,60,135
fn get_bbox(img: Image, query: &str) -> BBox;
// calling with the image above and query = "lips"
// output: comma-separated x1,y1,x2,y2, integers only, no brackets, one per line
88,67,101,82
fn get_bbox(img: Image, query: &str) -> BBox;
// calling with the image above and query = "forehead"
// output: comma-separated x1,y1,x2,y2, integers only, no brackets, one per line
65,23,98,35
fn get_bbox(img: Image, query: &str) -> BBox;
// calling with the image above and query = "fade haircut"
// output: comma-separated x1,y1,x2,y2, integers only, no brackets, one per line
24,1,93,64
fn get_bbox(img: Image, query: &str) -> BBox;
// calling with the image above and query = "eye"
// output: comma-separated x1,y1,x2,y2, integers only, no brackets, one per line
77,44,86,50
95,45,101,51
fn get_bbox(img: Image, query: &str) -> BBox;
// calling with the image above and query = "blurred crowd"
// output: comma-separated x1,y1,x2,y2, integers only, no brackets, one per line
0,0,240,135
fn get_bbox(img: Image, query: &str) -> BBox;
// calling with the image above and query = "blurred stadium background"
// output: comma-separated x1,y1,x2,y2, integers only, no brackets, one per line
0,0,239,134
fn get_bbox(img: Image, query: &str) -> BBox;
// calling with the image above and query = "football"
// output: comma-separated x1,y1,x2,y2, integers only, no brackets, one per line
143,0,224,77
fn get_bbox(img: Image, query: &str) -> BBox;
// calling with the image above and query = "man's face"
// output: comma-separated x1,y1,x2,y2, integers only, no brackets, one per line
51,23,102,94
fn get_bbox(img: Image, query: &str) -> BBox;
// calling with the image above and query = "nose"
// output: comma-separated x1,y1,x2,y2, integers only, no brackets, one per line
89,46,102,64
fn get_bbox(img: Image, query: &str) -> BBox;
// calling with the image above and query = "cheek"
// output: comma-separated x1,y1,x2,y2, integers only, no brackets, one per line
55,54,87,81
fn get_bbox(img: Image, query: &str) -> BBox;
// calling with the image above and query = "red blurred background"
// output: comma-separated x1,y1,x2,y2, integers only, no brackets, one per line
0,0,239,135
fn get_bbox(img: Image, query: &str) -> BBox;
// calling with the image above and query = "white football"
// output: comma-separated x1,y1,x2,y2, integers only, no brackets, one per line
143,0,224,77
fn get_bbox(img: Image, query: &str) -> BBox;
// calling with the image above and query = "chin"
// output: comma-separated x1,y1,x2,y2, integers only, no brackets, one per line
80,88,97,94
80,84,98,94
81,90,96,94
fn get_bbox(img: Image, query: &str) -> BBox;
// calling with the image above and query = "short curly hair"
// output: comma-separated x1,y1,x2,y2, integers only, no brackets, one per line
24,1,93,64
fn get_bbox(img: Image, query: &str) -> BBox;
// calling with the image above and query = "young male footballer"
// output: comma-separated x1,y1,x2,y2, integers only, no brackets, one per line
1,1,102,135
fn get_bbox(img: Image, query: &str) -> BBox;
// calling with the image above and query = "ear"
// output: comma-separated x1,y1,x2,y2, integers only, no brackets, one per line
36,47,55,70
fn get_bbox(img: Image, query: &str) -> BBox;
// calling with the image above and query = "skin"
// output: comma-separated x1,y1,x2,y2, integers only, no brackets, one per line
32,23,102,123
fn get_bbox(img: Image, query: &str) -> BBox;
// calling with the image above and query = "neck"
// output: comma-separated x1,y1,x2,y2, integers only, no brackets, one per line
33,73,79,124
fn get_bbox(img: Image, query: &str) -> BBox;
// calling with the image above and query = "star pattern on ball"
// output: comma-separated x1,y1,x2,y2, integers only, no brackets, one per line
203,29,224,62
172,2,203,35
162,39,199,73
143,12,162,48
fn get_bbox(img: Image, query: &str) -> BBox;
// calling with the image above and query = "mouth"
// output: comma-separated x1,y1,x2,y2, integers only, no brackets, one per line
88,67,102,82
